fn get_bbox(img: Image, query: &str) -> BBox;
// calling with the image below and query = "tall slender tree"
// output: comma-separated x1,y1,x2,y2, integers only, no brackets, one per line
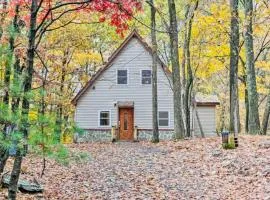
229,0,240,143
183,0,198,137
148,0,159,143
168,0,185,139
244,0,261,134
54,50,69,142
8,0,38,198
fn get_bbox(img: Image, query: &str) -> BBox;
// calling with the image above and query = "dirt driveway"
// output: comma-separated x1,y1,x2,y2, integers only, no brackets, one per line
1,136,270,199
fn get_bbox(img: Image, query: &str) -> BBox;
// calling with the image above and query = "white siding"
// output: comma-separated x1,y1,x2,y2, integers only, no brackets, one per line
193,106,217,136
75,37,174,130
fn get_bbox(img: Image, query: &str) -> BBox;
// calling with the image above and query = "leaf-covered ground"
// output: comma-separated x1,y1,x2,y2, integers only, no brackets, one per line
1,135,270,199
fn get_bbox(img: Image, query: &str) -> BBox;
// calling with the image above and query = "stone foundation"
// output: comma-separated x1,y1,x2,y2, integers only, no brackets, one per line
75,129,174,142
138,130,174,140
74,130,111,143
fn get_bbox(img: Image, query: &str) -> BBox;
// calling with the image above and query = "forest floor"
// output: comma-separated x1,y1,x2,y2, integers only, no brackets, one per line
0,135,270,200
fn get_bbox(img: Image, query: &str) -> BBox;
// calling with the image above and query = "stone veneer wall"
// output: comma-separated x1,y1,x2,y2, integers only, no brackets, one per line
137,130,174,140
74,130,111,143
74,129,174,142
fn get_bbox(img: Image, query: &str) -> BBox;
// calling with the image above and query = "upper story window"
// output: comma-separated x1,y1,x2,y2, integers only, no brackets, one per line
158,111,169,127
117,69,128,84
141,70,151,84
99,111,110,126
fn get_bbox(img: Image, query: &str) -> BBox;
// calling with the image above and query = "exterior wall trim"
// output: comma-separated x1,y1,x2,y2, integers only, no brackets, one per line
138,128,174,131
84,128,112,131
82,128,174,131
196,103,220,106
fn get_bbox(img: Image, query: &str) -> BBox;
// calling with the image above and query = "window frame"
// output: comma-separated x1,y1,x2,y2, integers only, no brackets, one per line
98,110,111,127
141,69,152,85
158,111,170,127
116,69,129,85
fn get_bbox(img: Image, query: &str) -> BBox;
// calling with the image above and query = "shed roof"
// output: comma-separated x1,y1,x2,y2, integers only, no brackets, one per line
195,94,220,106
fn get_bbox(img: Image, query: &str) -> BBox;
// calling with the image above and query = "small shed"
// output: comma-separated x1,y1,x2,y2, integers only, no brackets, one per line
192,94,220,137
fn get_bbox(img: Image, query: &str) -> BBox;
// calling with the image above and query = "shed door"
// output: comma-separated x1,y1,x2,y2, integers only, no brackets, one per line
119,108,134,140
194,106,216,136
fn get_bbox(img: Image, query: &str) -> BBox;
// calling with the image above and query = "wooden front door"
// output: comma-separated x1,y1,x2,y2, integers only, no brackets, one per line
119,108,134,140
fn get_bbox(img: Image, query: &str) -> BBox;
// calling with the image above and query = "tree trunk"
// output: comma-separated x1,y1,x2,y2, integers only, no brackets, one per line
8,150,23,200
11,58,22,113
54,53,67,143
8,0,38,198
239,58,249,133
229,0,240,139
149,0,159,143
168,0,185,139
181,6,188,136
244,76,249,133
0,150,9,174
261,93,270,135
21,0,38,149
183,1,198,138
220,101,226,131
244,0,261,134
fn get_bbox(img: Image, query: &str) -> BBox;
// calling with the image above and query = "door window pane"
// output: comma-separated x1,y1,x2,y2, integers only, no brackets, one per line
124,113,128,130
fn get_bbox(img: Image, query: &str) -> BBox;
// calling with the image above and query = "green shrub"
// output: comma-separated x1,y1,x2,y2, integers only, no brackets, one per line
222,135,235,149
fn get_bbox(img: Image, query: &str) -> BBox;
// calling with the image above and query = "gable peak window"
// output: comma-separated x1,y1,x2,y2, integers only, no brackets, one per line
117,69,128,84
158,111,169,127
99,111,110,126
141,70,151,84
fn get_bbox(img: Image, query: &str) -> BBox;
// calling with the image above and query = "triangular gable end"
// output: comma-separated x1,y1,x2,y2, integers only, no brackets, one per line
71,29,171,105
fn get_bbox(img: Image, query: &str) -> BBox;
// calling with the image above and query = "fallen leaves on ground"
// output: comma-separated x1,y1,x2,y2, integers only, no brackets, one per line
1,135,270,200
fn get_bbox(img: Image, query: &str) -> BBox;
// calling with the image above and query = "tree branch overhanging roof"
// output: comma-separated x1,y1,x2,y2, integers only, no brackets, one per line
71,29,171,105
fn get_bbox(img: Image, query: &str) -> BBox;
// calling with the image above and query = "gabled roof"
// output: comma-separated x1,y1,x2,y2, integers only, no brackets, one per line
71,29,171,105
195,94,220,106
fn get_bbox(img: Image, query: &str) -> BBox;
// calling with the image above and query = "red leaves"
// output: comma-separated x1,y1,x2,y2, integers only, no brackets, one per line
5,0,142,35
89,0,142,34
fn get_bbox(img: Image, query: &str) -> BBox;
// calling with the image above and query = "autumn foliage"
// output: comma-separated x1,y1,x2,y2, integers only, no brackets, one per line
4,0,142,34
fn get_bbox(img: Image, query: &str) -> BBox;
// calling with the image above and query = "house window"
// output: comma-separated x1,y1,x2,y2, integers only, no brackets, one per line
117,69,128,84
141,70,151,84
158,111,169,127
99,111,110,126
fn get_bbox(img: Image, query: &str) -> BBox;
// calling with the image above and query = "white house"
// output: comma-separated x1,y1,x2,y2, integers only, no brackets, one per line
72,30,220,142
